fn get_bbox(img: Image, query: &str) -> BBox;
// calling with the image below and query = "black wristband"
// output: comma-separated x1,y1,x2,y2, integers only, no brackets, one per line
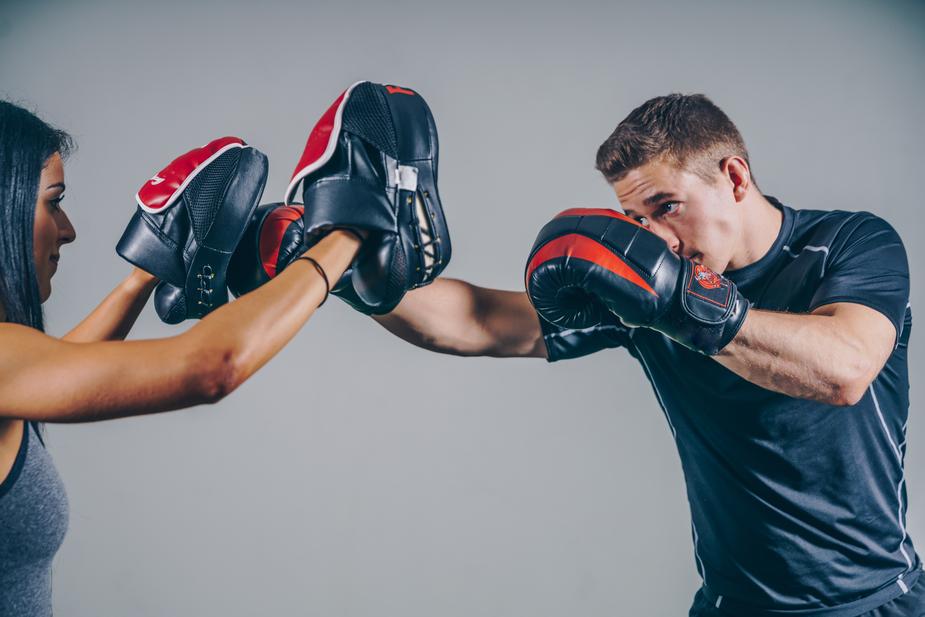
296,255,330,307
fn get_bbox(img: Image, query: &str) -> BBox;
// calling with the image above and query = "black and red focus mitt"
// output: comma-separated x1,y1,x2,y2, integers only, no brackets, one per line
283,81,452,314
116,137,268,323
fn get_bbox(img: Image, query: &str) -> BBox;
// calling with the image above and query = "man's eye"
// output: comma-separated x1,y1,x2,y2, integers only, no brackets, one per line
659,202,681,217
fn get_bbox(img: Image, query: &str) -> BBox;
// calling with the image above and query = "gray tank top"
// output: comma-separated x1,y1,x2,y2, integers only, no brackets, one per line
0,422,69,616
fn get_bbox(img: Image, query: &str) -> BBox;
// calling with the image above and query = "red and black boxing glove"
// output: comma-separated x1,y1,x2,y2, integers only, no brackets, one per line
525,208,750,355
226,203,306,297
226,202,372,313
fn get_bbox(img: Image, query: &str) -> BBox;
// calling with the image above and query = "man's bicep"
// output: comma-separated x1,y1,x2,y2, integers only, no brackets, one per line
808,214,909,345
811,302,896,374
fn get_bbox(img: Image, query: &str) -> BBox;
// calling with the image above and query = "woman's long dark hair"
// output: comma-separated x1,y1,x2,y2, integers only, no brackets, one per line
0,101,74,332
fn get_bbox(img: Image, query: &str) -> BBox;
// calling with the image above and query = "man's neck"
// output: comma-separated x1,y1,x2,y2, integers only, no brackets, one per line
728,191,783,271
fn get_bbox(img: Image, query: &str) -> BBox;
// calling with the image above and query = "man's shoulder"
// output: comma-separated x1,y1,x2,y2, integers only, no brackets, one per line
786,204,899,252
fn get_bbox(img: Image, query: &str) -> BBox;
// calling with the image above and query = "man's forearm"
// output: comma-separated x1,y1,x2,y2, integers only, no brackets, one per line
63,269,158,342
373,279,546,358
715,307,887,406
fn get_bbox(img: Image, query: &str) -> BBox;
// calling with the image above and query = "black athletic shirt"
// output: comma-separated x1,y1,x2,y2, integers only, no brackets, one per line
540,198,921,616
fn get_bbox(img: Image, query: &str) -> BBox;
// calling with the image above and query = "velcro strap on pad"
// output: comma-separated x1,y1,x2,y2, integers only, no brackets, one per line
393,164,419,191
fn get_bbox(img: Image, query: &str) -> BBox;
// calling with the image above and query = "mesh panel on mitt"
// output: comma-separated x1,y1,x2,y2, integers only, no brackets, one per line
342,82,399,158
183,148,243,241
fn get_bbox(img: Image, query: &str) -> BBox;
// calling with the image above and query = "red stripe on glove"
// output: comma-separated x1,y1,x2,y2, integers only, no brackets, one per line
525,233,657,296
259,205,304,278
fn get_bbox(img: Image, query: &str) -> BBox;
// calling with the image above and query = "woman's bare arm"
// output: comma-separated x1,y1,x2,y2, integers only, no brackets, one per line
0,231,360,422
62,268,158,342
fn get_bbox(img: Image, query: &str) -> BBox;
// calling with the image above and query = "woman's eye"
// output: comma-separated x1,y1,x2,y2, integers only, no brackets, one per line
49,196,64,210
637,216,651,227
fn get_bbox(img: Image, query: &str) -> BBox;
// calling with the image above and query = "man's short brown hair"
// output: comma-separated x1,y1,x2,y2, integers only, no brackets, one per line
595,93,750,184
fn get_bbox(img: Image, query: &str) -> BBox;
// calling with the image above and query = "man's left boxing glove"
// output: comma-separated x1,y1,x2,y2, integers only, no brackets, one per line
525,208,750,355
116,137,268,323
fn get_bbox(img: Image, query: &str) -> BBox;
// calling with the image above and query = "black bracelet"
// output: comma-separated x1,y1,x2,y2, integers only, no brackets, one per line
296,255,330,307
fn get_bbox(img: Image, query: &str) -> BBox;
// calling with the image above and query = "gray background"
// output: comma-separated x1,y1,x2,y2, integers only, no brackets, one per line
2,0,924,614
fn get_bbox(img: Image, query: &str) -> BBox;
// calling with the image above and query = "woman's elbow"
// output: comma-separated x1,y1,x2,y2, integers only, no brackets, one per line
189,345,247,405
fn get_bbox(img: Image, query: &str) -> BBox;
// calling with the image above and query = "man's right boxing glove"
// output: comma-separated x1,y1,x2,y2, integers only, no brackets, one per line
525,208,750,355
226,202,370,312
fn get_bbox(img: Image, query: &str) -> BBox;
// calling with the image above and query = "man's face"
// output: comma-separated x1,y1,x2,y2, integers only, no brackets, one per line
613,158,740,274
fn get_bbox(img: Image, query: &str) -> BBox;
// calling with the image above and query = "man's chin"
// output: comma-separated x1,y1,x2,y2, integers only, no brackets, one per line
696,256,727,274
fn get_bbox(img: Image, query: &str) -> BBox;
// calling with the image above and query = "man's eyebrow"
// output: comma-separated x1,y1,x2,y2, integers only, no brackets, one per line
643,192,676,207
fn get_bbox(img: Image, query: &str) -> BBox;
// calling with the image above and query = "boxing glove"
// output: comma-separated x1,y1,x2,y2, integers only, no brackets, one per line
525,208,749,355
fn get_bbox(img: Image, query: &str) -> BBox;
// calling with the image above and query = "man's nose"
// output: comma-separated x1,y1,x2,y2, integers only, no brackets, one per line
647,222,680,254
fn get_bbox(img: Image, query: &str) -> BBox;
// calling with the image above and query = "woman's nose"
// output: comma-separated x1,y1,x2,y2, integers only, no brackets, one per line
58,210,76,245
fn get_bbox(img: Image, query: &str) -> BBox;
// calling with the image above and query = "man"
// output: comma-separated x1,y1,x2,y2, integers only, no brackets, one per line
371,94,922,616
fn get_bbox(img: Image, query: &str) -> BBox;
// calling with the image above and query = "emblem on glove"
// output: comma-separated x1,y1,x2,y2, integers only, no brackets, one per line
693,264,722,290
686,263,732,309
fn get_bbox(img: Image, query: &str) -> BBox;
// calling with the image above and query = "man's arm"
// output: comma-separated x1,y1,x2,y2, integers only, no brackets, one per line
715,302,896,406
374,278,548,358
63,268,158,342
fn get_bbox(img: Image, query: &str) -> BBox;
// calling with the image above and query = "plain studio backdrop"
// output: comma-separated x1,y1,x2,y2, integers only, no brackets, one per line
2,0,924,615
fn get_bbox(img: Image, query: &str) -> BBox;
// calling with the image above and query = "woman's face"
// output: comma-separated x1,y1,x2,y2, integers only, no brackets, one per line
33,153,76,302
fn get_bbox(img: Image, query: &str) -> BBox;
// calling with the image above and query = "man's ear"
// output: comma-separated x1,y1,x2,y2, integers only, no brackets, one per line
721,156,751,203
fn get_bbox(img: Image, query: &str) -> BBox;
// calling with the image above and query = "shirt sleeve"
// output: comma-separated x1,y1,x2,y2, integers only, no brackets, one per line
539,311,632,362
808,213,910,343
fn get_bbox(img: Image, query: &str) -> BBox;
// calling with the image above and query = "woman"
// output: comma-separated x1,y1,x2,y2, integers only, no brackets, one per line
0,101,360,615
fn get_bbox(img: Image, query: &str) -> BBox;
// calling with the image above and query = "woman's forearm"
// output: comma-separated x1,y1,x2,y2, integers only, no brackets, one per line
184,230,362,393
63,268,158,342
